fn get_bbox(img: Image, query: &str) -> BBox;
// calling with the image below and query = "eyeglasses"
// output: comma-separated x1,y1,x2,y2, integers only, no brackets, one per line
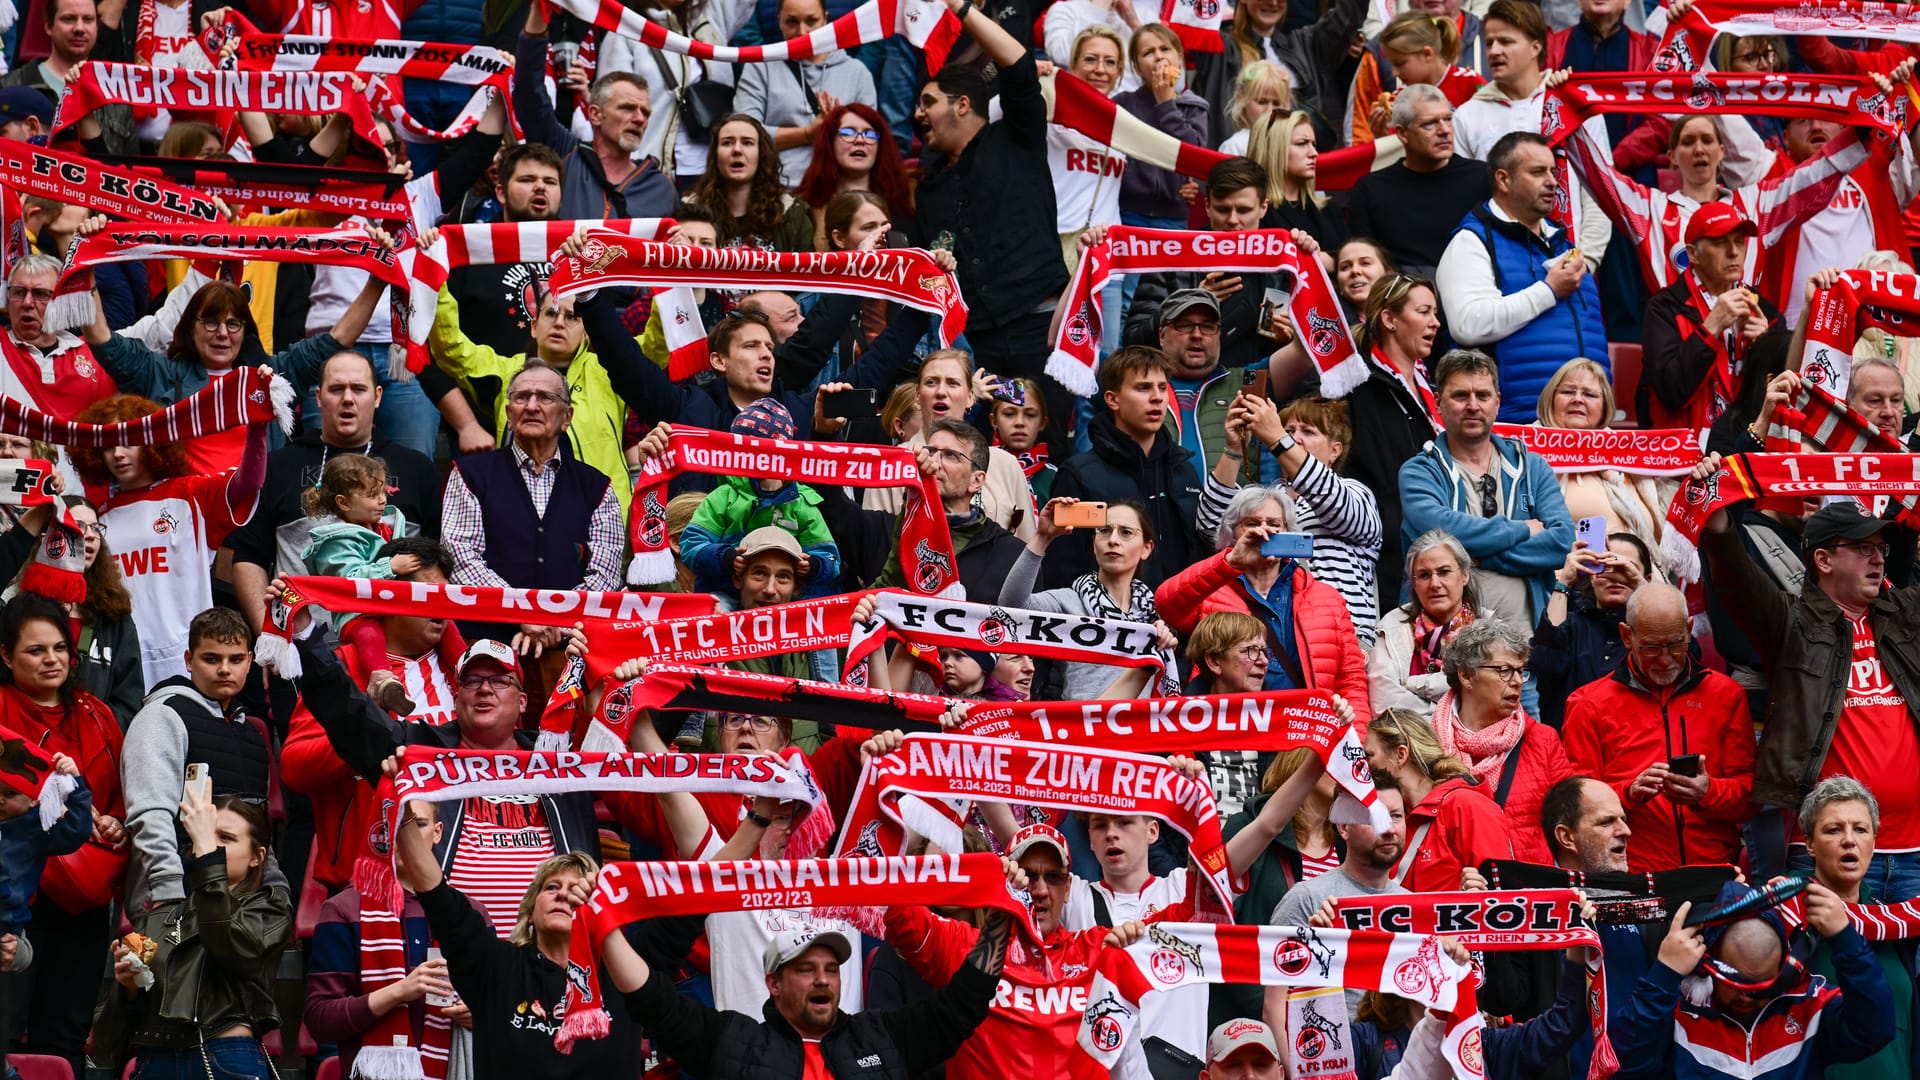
837,127,878,143
1034,870,1074,887
199,317,246,335
1092,525,1141,541
1731,49,1777,67
538,307,582,324
507,389,567,407
720,715,779,732
1477,664,1529,684
71,521,105,537
5,286,52,305
1164,320,1219,336
1229,643,1268,663
1478,474,1497,518
457,674,520,692
1632,639,1690,656
1834,540,1891,559
925,445,972,466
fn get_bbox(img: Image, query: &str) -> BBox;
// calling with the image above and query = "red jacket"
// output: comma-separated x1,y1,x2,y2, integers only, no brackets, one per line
1561,660,1756,873
282,649,388,891
1435,701,1575,865
1155,551,1371,717
1400,777,1514,893
0,684,126,912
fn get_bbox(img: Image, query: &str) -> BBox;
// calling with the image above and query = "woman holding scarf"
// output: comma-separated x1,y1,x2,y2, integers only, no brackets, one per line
1369,529,1476,720
0,593,127,1080
0,494,144,726
1362,708,1513,893
1430,619,1573,865
1337,274,1442,601
998,497,1173,701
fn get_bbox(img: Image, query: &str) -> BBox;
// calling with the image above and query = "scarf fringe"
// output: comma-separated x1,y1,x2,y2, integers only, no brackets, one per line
42,290,94,335
253,631,301,679
533,729,571,753
37,771,74,831
351,1042,426,1080
626,549,674,587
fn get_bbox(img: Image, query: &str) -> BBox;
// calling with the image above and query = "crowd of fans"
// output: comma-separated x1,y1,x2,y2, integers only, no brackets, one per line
0,0,1915,1075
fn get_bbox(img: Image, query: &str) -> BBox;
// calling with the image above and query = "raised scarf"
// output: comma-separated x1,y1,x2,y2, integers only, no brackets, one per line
1666,452,1920,542
1329,889,1614,1079
0,716,79,830
1655,1,1920,73
558,854,1038,1051
1495,425,1705,476
352,887,451,1080
101,155,412,220
1160,0,1231,53
548,234,967,344
1430,691,1528,788
1799,270,1920,399
539,0,965,71
655,287,709,382
626,427,959,596
211,13,518,144
254,577,717,679
1764,378,1920,521
53,61,385,150
1050,227,1357,398
1481,860,1741,921
0,142,223,223
400,219,674,376
832,731,1238,914
844,590,1177,694
1070,923,1482,1080
1408,603,1472,677
0,364,290,445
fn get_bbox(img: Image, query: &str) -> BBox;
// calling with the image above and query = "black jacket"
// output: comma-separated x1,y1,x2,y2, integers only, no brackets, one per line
229,431,444,575
626,955,998,1080
913,53,1067,334
417,882,639,1080
1330,356,1435,600
1045,413,1202,589
1639,275,1787,426
292,633,601,870
1529,592,1628,729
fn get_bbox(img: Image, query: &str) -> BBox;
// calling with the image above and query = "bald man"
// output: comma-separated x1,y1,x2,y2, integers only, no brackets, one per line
1560,584,1756,871
1616,881,1892,1076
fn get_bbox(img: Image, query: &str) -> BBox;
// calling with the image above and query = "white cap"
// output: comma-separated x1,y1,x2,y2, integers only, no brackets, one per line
762,927,854,975
1206,1019,1281,1064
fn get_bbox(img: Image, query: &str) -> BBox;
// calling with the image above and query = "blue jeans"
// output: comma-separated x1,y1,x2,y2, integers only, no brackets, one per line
1785,845,1920,902
298,345,441,458
133,1037,272,1080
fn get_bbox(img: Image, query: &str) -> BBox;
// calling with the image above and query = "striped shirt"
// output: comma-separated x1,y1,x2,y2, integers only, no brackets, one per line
386,651,456,726
445,795,554,938
1198,451,1383,646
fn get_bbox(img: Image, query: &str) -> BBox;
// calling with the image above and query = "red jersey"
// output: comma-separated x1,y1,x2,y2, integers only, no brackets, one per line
0,334,116,421
1824,613,1920,851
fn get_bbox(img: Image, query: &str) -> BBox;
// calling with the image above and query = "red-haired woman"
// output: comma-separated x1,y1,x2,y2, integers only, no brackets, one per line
68,382,271,691
794,103,914,251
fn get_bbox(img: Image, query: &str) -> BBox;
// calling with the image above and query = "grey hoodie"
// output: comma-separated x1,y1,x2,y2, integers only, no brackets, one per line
734,50,878,187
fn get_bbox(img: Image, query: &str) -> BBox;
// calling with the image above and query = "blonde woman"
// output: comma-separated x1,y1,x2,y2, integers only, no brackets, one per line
1051,27,1130,272
1248,109,1345,249
1534,357,1686,581
1219,60,1292,155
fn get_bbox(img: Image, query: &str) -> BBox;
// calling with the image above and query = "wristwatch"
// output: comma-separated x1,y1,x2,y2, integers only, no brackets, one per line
1550,578,1573,595
1270,433,1297,456
746,809,774,828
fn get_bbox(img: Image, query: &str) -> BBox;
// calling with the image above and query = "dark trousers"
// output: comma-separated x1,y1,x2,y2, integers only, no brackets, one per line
965,308,1074,451
5,899,113,1080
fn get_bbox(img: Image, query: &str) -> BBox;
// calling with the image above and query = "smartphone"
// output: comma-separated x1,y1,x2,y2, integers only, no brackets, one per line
1260,532,1315,559
990,379,1027,407
1575,516,1607,572
1056,502,1108,528
821,387,880,420
183,763,211,805
1241,367,1269,401
424,946,458,1007
1667,754,1703,778
1257,284,1294,341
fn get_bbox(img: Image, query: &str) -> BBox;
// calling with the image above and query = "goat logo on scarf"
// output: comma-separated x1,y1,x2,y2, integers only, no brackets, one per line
1686,70,1724,109
913,539,955,595
369,796,395,856
1540,93,1566,139
639,491,668,549
1275,928,1336,979
1306,310,1345,358
1148,925,1205,984
1340,740,1369,784
1086,989,1133,1052
1293,998,1343,1060
1683,470,1723,510
847,819,884,857
1806,344,1845,390
1393,936,1451,1003
566,960,595,1004
1652,33,1695,72
575,239,626,277
978,606,1018,648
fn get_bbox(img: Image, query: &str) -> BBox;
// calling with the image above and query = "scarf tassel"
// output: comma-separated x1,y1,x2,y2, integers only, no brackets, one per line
351,1041,426,1080
42,288,94,336
269,373,297,436
353,855,405,928
36,771,74,832
252,630,301,680
626,549,674,587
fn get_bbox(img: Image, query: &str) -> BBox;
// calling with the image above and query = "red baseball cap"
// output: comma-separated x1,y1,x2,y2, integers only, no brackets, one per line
1684,202,1758,244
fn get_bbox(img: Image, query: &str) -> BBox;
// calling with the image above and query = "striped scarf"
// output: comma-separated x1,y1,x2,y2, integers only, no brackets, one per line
353,886,452,1080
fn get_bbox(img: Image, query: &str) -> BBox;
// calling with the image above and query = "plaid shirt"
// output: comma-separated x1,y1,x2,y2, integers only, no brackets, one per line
442,442,624,590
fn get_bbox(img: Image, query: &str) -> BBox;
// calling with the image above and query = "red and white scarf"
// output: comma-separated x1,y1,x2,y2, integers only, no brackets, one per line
1495,425,1704,476
113,157,413,220
1329,889,1613,1079
254,575,717,679
655,287,709,382
1160,0,1231,53
1047,69,1227,180
1071,924,1482,1080
548,234,967,342
844,589,1176,693
626,427,959,595
834,732,1238,913
53,61,387,150
0,142,223,223
1764,379,1920,522
559,854,1038,1051
1050,227,1358,398
352,887,451,1080
1666,452,1920,543
1800,270,1920,399
1655,0,1920,72
399,219,674,374
211,13,519,144
540,0,962,69
0,364,290,445
0,716,79,831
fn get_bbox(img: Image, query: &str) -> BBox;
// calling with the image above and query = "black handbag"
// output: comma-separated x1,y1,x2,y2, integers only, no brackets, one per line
659,50,737,142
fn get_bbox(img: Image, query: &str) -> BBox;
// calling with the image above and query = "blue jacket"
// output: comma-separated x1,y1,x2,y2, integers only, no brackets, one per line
0,779,90,930
1397,431,1575,627
1452,204,1606,422
1614,928,1894,1080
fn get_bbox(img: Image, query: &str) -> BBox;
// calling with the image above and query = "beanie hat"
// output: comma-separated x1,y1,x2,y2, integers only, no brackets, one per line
730,398,796,441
